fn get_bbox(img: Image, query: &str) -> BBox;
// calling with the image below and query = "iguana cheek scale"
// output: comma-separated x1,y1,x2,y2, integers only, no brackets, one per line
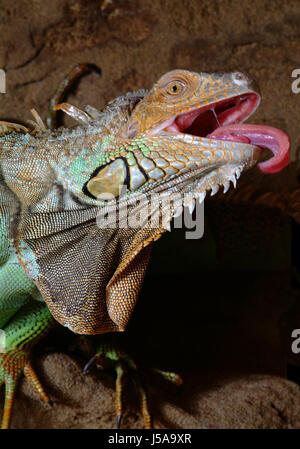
0,67,289,428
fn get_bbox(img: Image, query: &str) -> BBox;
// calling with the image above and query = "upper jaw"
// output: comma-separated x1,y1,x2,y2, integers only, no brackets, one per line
148,91,261,140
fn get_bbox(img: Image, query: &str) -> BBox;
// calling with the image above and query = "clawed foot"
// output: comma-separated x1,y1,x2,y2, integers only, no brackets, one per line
0,348,51,429
81,336,182,429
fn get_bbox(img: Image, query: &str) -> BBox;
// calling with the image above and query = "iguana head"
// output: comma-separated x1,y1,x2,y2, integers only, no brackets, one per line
84,69,289,225
130,69,289,172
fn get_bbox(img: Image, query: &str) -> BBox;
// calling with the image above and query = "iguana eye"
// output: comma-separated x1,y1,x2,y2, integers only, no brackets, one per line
166,80,185,96
83,158,127,200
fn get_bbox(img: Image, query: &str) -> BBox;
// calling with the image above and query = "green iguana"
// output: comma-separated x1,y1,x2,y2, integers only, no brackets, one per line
0,65,290,428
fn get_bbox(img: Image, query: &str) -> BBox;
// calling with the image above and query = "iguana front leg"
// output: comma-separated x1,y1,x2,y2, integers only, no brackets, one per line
0,300,54,428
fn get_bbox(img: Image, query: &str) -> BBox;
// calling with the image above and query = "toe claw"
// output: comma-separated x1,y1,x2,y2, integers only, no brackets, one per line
116,414,122,429
82,354,97,375
151,368,183,386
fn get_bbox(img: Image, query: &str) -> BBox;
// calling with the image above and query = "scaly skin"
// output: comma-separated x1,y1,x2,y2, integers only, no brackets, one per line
0,67,286,428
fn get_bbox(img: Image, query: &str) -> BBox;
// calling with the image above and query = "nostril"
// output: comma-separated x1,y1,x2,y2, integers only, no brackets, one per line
231,72,261,96
231,71,249,86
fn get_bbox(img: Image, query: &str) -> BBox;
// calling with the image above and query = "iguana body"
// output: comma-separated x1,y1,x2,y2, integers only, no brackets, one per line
0,67,289,428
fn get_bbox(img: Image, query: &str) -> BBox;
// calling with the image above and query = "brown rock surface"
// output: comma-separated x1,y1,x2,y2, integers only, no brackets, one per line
0,0,299,429
8,353,300,429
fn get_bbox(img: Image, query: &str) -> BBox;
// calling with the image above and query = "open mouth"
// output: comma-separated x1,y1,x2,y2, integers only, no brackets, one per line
156,92,290,174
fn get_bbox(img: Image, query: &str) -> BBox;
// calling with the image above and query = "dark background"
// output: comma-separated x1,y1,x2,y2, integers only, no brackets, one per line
0,0,299,429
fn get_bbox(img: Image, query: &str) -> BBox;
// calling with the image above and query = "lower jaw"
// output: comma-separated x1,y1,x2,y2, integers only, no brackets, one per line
160,156,260,215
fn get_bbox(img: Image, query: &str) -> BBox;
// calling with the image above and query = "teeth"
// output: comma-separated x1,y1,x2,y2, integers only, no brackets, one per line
230,175,237,188
161,170,242,231
197,191,206,203
173,205,183,218
183,134,193,143
210,185,219,196
183,196,192,209
223,181,230,193
188,199,196,214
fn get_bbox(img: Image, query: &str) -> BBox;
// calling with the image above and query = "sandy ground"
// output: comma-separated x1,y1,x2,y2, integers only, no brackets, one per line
0,0,299,428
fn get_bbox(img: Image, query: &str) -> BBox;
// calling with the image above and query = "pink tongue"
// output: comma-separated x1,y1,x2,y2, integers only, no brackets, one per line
207,124,290,174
